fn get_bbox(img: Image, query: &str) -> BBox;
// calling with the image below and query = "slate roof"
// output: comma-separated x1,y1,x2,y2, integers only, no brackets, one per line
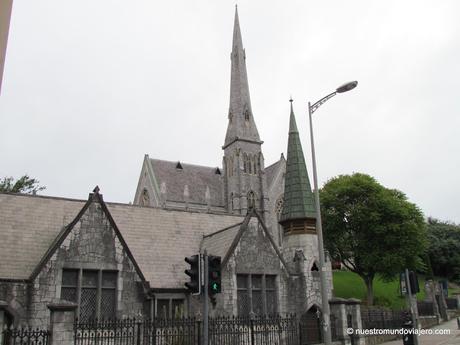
201,222,243,259
150,159,224,207
0,193,85,280
279,102,316,222
0,193,243,288
265,157,284,189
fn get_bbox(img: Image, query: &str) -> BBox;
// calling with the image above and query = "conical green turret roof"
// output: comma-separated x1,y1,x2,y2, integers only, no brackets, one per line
279,100,316,222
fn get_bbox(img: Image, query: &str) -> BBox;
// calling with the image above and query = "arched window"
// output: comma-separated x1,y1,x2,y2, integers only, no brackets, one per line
311,261,320,278
275,196,284,221
227,156,233,177
247,191,256,210
244,109,250,121
253,155,257,175
248,155,253,175
140,188,150,206
243,153,248,174
230,193,234,211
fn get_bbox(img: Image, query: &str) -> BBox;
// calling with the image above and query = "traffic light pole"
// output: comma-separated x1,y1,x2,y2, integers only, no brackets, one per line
404,268,419,345
203,250,209,345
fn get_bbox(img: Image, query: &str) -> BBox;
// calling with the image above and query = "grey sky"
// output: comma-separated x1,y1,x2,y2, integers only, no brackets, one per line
1,1,459,222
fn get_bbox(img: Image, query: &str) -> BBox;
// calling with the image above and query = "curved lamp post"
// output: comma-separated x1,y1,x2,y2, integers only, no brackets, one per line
308,81,357,345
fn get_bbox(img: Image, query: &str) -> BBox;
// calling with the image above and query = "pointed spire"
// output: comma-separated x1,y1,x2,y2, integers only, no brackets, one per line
280,100,316,226
224,7,261,148
289,97,298,133
232,5,243,52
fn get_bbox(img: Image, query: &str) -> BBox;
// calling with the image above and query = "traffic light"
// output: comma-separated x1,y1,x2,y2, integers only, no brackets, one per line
208,255,222,294
184,255,201,294
409,271,419,294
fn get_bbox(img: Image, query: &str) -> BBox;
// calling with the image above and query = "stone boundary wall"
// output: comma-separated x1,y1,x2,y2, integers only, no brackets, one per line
419,315,439,328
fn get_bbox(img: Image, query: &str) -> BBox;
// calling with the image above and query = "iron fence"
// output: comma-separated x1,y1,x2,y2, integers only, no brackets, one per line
2,327,50,345
446,298,459,310
75,315,300,345
360,307,407,330
143,317,200,345
74,318,138,345
417,301,435,316
208,314,298,345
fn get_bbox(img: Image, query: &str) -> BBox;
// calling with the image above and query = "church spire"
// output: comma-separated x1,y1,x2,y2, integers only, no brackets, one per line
224,6,261,148
279,100,316,234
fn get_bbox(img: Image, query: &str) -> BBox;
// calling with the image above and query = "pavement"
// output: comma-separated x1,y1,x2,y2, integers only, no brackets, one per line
380,317,460,345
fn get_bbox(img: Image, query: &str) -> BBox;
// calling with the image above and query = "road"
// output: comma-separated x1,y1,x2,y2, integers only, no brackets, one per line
381,317,460,345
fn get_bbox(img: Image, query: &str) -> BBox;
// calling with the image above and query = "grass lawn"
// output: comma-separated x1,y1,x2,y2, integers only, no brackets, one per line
333,271,428,310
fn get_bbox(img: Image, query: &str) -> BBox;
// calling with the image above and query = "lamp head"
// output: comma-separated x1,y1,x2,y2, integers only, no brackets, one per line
336,81,358,93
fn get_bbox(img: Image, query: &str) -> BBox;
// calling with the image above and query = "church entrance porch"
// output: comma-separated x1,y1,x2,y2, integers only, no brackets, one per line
300,306,323,345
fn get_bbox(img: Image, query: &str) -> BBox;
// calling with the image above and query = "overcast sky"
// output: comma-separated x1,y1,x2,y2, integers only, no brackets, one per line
1,1,459,223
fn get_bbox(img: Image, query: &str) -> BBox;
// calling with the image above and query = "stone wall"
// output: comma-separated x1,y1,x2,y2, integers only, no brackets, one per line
0,281,29,325
266,159,285,245
210,218,284,316
419,315,439,328
21,198,146,327
282,232,333,316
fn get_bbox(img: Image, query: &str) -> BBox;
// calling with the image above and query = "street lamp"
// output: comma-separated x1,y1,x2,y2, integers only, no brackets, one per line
308,81,357,345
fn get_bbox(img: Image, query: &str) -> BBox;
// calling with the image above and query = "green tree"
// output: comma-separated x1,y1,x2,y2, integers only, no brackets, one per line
426,218,460,283
320,173,426,305
0,175,46,194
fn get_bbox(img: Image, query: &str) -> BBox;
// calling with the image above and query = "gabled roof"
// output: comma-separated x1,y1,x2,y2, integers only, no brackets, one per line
108,203,242,288
149,159,224,207
201,210,291,274
265,155,285,190
29,187,147,283
0,193,85,281
0,191,243,288
200,222,243,259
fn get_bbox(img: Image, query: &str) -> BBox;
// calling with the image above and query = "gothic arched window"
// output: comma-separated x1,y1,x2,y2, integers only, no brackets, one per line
248,155,253,175
243,153,248,174
227,156,234,177
244,109,250,121
140,188,150,206
247,191,256,210
275,196,284,221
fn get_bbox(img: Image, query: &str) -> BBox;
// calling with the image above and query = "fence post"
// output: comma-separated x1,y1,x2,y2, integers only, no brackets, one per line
250,316,255,345
136,320,141,345
47,302,77,345
0,300,8,345
298,321,302,344
329,297,347,341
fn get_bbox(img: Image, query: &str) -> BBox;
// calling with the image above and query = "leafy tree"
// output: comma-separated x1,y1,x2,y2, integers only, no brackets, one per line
426,218,460,283
0,175,46,194
320,173,426,305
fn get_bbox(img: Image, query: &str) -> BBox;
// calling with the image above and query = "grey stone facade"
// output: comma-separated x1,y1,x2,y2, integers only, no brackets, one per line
0,194,146,328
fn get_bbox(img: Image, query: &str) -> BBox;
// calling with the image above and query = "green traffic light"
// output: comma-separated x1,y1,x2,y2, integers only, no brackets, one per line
212,283,219,291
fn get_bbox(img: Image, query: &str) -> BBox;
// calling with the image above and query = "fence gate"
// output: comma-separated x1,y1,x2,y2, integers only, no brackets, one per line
299,307,322,345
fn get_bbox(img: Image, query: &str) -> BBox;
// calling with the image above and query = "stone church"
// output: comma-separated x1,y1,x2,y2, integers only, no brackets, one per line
0,8,336,332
